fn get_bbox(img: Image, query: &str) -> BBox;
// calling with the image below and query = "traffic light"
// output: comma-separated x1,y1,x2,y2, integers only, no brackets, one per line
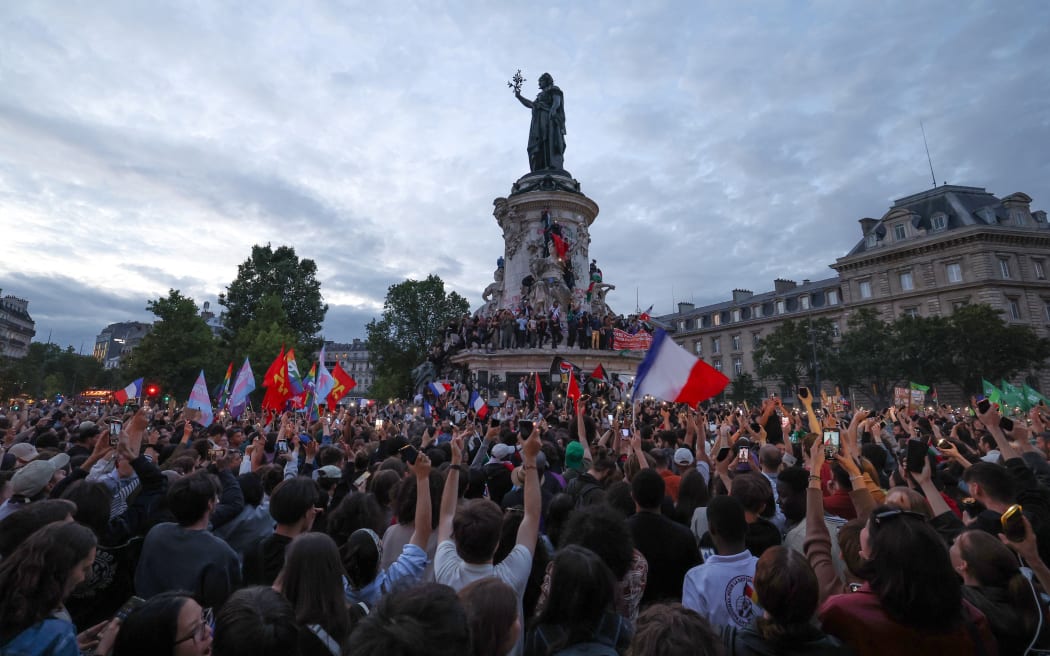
146,384,160,398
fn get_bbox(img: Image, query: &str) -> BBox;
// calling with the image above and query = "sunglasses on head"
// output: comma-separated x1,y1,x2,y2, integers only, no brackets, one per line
872,509,926,527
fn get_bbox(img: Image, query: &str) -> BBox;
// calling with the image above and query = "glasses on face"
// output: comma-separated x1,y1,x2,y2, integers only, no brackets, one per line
174,607,213,645
872,509,926,527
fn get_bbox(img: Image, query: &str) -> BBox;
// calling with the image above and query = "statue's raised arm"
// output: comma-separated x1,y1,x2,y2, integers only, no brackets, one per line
510,71,566,172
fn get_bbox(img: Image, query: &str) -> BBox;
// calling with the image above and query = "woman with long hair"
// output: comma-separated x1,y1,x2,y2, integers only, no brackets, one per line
525,545,632,656
113,591,213,656
674,469,709,527
723,546,844,655
459,577,520,656
0,522,115,655
819,505,997,655
952,529,1044,655
275,532,352,656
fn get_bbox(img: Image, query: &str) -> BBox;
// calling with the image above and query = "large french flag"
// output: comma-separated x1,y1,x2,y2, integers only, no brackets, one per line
113,378,143,404
631,329,730,407
470,391,488,419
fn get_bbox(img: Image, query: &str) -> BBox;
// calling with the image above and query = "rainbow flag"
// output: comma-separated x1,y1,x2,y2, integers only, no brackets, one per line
217,362,233,410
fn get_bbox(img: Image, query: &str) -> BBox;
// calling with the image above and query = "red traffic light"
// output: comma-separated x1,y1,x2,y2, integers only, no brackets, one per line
146,385,160,397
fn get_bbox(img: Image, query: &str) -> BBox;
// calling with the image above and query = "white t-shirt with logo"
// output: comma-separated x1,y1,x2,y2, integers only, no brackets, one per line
682,550,759,629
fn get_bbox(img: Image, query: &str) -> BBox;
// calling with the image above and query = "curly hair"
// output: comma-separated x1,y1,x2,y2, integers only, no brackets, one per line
0,522,96,640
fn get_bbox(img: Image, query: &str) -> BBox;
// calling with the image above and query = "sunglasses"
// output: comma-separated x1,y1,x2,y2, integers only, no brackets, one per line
872,509,926,527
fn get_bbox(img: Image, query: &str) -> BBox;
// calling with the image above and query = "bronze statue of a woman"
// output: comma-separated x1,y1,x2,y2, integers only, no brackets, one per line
513,72,566,172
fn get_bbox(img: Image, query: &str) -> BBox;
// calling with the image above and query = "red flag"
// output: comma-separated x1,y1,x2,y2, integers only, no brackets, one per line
567,372,581,409
535,372,544,404
327,363,357,408
551,233,569,259
262,346,291,411
590,363,610,383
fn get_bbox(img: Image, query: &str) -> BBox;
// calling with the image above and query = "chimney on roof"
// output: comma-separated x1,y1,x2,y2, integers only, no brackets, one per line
732,289,753,303
859,217,878,237
773,279,796,293
677,302,694,314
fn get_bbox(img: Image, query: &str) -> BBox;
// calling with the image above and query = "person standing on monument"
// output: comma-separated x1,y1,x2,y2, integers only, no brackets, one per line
514,73,566,172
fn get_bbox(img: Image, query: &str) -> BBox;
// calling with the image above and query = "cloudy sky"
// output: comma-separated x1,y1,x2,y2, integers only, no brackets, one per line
2,1,1048,351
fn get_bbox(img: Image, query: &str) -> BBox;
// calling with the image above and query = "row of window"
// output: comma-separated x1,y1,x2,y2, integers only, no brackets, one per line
695,321,841,357
856,256,1047,301
677,289,841,332
865,210,1040,249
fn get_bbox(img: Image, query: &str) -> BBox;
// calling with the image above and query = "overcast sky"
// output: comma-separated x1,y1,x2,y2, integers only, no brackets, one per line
2,1,1047,352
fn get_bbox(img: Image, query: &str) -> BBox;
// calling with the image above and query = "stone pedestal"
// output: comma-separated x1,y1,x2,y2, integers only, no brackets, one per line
482,169,609,317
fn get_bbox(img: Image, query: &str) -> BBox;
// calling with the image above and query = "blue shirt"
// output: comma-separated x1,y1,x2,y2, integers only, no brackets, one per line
345,543,428,607
1,618,79,656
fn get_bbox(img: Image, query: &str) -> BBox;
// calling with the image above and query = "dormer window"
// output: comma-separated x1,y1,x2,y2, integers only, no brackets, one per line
931,214,946,231
800,296,810,310
893,224,907,241
865,233,878,248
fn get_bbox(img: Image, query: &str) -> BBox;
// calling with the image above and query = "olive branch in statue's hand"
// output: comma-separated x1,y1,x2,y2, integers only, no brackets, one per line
507,69,525,95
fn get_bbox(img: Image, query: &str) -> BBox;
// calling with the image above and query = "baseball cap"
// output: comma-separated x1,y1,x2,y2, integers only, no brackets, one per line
8,443,39,466
673,447,695,467
11,454,69,498
491,443,516,462
317,465,343,481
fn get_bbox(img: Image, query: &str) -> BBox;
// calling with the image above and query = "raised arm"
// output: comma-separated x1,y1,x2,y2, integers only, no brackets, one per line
408,453,433,550
576,402,593,463
516,427,542,554
437,435,464,544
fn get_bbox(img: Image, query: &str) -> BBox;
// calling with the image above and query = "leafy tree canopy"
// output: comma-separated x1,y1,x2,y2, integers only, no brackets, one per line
366,275,469,399
219,244,328,352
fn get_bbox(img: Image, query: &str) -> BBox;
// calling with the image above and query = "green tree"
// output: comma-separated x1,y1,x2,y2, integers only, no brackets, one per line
219,244,328,351
942,304,1050,394
0,342,116,399
754,318,835,393
124,289,219,398
831,308,899,407
728,372,762,405
366,275,469,399
891,314,954,388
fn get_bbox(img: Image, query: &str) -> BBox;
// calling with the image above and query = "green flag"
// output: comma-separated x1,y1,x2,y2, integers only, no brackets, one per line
982,379,1003,406
1001,380,1025,412
1023,383,1050,410
909,382,930,392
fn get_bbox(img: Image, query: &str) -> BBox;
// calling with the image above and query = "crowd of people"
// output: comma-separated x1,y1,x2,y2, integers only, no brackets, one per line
437,305,652,356
2,386,1049,655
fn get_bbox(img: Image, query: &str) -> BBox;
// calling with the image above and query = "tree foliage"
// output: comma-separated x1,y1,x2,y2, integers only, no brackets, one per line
219,244,328,352
124,289,218,398
940,304,1050,393
753,318,836,392
0,343,117,399
728,372,762,405
366,275,469,399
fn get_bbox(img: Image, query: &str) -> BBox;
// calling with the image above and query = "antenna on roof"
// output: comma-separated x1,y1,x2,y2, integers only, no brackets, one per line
920,120,937,188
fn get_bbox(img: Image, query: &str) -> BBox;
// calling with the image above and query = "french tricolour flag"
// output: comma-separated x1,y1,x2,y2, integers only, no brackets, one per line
470,391,488,419
113,378,143,404
631,329,730,407
428,380,452,397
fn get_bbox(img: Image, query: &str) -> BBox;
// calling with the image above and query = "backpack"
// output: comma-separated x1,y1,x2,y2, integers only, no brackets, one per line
566,476,602,509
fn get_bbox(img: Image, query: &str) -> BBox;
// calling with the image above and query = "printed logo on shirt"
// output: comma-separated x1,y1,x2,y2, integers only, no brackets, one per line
723,574,757,628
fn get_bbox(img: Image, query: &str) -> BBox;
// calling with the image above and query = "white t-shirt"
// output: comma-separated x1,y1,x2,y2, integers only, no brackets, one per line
682,550,759,630
435,540,532,655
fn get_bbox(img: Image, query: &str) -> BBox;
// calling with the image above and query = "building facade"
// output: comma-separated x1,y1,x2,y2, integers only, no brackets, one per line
658,185,1050,398
93,322,153,370
321,339,373,396
0,292,35,359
